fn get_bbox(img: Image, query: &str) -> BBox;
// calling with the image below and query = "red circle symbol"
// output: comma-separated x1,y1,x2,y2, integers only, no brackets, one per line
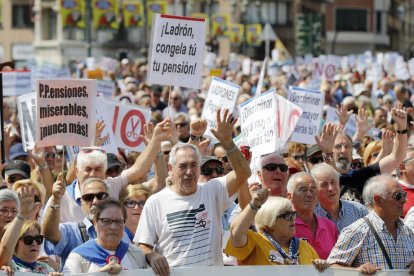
120,110,146,147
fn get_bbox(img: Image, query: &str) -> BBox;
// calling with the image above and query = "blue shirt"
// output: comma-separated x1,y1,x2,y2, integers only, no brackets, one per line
44,217,130,269
314,200,368,232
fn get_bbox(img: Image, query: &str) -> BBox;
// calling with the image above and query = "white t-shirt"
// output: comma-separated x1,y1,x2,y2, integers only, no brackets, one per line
45,173,128,223
134,176,231,267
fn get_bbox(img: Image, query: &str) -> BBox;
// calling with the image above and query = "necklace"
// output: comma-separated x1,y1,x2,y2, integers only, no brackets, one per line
263,232,299,265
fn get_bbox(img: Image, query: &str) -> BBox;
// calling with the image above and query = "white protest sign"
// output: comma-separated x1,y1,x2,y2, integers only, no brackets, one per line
96,80,115,98
326,106,357,137
96,95,118,154
409,58,414,76
394,59,410,81
313,59,336,81
242,58,251,75
147,14,206,89
17,93,37,150
107,101,151,152
288,86,324,145
255,57,268,97
36,79,96,147
100,57,119,72
2,71,32,96
202,77,240,142
240,90,278,157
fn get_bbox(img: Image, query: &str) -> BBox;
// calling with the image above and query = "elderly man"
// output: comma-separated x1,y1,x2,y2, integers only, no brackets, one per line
48,119,171,222
327,174,414,274
42,177,129,268
287,172,338,259
311,163,368,232
199,156,224,183
257,152,289,197
135,109,251,275
317,105,407,201
397,149,414,217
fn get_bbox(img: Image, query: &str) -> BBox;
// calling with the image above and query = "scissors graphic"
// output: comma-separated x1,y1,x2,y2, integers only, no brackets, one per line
127,117,140,140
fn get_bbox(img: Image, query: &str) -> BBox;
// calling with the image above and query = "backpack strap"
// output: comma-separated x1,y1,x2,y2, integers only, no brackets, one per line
78,222,89,243
363,217,393,269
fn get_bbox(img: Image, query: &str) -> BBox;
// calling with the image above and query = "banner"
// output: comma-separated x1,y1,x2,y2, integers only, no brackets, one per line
96,95,118,154
123,1,144,28
10,266,411,276
147,0,168,28
2,71,32,96
60,0,85,29
147,14,206,89
96,80,115,98
17,93,37,151
202,77,240,142
212,14,230,37
107,101,151,152
288,86,324,145
92,0,119,30
230,24,244,45
246,24,262,46
36,79,96,147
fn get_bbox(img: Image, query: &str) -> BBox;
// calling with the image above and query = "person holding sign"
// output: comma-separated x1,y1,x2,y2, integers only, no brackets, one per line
225,189,328,271
135,109,251,274
63,200,146,274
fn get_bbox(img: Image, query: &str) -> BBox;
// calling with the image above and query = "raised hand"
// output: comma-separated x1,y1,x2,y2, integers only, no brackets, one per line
94,120,109,147
140,121,155,146
190,119,207,137
210,109,237,147
391,102,408,130
356,108,371,137
17,186,35,220
153,119,173,142
381,129,395,154
315,123,341,154
251,188,269,209
51,173,66,203
336,103,353,126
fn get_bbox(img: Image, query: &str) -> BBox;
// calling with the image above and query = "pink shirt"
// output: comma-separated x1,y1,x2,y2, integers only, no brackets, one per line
294,215,338,259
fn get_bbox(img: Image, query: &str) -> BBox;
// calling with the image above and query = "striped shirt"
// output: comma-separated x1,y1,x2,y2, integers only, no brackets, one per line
327,211,414,269
314,200,368,232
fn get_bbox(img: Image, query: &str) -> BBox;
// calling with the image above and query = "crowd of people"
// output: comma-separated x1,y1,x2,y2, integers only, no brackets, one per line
1,52,414,275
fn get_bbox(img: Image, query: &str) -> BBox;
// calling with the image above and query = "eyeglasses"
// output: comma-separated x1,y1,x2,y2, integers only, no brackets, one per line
172,97,181,101
45,152,56,159
389,191,407,202
81,147,106,154
0,208,18,216
262,163,289,172
7,175,24,184
124,199,146,209
163,150,171,155
81,192,109,202
21,235,44,245
277,211,297,221
97,218,125,226
174,122,188,128
201,167,224,176
217,156,228,163
307,156,324,165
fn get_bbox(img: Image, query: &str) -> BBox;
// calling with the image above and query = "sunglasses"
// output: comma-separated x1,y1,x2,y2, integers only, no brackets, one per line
81,192,109,202
307,156,324,165
45,152,56,159
217,156,228,163
292,155,305,161
124,199,146,209
7,175,24,184
97,218,125,226
174,122,188,128
81,147,106,154
277,211,297,221
21,235,44,245
351,161,364,170
262,163,289,172
201,167,224,176
390,191,407,201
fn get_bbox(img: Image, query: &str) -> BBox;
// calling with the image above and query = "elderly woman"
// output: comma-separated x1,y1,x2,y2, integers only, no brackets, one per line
225,189,328,270
0,190,19,235
119,184,151,241
63,200,146,274
12,179,46,221
287,172,338,259
311,163,368,232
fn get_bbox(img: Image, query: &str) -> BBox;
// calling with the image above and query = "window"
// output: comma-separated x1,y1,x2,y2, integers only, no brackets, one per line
247,2,288,25
336,9,367,31
376,11,382,33
12,4,33,28
41,8,57,40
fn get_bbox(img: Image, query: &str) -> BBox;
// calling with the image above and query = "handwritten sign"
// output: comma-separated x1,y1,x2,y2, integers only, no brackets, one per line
17,93,37,150
2,71,32,96
36,79,96,147
147,14,206,89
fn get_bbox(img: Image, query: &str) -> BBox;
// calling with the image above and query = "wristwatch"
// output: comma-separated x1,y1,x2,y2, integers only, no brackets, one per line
190,134,203,141
396,129,408,134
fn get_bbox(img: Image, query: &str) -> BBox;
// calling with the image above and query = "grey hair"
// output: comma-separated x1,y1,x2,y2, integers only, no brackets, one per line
76,147,107,172
362,174,395,207
0,189,19,209
81,178,108,194
310,163,340,182
173,112,190,122
259,152,284,169
168,143,201,166
286,172,315,193
255,197,292,233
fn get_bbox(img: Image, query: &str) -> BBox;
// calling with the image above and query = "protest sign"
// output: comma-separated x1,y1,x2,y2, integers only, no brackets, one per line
246,24,262,46
107,101,151,152
2,71,32,96
229,24,244,44
96,80,115,98
202,77,240,142
36,79,96,147
123,1,144,28
147,14,206,89
99,57,119,72
288,86,324,145
17,93,37,150
95,95,118,154
211,14,230,37
313,58,336,81
326,106,357,138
